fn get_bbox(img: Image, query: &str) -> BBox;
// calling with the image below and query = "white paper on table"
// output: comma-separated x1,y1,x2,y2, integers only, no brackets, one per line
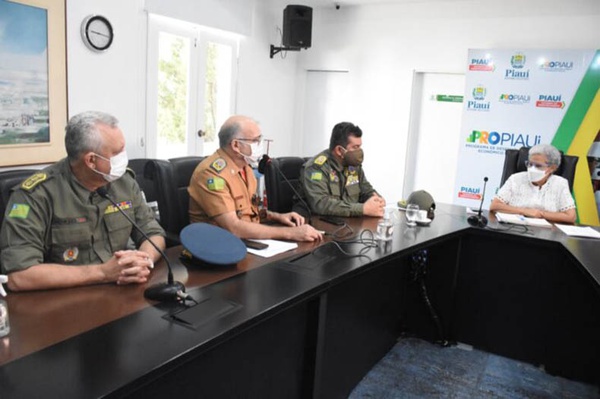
246,239,298,257
555,224,600,239
495,212,552,228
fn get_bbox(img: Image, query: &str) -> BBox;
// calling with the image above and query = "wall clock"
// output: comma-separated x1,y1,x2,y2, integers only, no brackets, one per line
81,15,114,52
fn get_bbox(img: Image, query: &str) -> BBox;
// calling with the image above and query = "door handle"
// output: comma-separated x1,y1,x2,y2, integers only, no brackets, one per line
197,129,205,138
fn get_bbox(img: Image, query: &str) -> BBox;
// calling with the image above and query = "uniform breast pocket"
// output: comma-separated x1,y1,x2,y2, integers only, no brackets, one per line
104,209,134,250
346,182,361,200
233,196,254,221
50,224,92,264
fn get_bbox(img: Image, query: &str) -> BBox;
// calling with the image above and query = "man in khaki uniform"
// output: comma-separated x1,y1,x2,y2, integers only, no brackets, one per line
188,115,322,242
296,122,385,217
0,111,165,292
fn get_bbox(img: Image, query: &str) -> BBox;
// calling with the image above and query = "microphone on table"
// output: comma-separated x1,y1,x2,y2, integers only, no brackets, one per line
96,186,187,302
258,154,314,224
468,177,488,228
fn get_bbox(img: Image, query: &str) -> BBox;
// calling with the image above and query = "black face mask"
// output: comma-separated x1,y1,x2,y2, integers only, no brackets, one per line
341,147,364,167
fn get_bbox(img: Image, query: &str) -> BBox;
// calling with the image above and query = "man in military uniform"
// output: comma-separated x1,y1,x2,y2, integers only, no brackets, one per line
296,122,385,217
0,111,165,291
188,115,322,242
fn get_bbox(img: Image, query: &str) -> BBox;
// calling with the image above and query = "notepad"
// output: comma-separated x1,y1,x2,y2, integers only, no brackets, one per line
495,212,553,228
555,224,600,239
246,239,298,257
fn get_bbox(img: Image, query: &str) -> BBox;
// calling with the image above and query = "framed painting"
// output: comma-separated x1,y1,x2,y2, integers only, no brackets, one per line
0,0,67,166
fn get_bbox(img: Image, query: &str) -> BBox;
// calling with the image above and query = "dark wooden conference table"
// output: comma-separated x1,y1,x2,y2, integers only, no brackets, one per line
1,203,599,398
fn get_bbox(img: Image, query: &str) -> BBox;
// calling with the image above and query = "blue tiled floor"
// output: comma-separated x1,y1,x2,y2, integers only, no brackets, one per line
349,337,600,399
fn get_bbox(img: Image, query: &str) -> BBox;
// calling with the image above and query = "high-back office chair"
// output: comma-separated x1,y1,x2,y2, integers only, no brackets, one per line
145,156,204,246
263,157,306,213
0,169,36,229
128,159,158,204
500,147,579,192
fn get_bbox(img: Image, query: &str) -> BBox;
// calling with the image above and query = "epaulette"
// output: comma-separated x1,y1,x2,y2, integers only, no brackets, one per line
125,167,136,178
20,172,52,191
313,154,328,166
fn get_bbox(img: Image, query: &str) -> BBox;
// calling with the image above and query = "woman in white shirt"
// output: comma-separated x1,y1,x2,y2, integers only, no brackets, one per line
490,144,576,224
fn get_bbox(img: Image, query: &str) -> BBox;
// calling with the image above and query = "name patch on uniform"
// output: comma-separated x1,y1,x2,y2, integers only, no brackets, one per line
104,201,132,214
54,217,88,225
21,173,47,190
63,247,79,262
207,177,225,191
8,203,30,219
310,172,323,181
314,155,327,166
210,158,227,173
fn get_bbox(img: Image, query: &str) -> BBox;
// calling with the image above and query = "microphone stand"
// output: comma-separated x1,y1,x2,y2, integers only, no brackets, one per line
468,177,488,228
96,187,186,302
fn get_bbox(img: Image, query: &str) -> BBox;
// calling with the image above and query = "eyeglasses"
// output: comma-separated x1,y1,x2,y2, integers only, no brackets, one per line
236,136,263,145
525,160,549,169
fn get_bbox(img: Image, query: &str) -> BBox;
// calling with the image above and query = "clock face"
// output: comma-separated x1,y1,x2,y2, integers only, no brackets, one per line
81,15,113,52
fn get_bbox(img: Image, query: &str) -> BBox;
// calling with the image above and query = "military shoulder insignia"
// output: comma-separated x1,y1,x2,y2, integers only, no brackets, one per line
8,203,30,219
310,172,323,181
210,158,227,173
21,173,47,191
314,155,327,166
207,177,226,191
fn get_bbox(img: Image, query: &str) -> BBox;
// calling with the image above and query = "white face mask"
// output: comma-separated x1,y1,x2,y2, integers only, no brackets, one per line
239,141,263,168
527,166,547,183
93,150,129,182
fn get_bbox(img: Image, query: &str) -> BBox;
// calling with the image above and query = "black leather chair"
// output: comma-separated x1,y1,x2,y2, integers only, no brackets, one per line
128,158,158,204
263,156,306,213
0,169,36,229
144,156,204,246
500,147,579,191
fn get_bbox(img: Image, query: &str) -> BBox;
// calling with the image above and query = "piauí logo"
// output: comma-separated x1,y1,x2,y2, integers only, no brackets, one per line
510,53,526,69
472,85,486,100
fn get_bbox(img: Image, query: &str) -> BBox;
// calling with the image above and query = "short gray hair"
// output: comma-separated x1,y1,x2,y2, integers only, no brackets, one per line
529,144,561,167
65,111,119,162
218,121,242,148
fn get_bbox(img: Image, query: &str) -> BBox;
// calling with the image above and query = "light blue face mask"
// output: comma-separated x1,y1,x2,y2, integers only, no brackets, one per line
93,150,129,182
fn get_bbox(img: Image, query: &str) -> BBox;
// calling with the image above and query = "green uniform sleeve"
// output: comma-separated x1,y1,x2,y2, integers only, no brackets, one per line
0,189,50,273
301,163,364,217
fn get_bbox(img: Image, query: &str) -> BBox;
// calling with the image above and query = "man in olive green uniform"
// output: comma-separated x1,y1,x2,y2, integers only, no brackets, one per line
296,122,385,217
188,115,322,242
0,111,165,292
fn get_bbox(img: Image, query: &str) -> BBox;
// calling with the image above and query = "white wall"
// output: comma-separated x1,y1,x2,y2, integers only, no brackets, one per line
63,0,600,205
298,0,600,203
66,0,299,159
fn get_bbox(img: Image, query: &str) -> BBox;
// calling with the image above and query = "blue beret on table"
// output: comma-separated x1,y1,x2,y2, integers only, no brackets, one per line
180,223,247,265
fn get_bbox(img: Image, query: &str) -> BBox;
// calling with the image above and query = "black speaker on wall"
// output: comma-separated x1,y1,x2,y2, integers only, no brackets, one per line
282,5,312,48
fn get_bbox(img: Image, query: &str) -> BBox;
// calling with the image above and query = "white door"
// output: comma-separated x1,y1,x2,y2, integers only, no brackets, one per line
404,72,465,204
146,14,238,159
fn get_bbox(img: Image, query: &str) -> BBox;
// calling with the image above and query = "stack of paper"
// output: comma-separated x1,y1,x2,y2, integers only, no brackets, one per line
495,212,553,228
555,224,600,239
246,239,298,258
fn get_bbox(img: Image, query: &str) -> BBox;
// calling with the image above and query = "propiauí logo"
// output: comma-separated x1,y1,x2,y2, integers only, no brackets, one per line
505,52,530,80
466,84,490,111
499,93,531,105
535,94,566,109
468,57,495,72
539,60,574,72
466,130,542,147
